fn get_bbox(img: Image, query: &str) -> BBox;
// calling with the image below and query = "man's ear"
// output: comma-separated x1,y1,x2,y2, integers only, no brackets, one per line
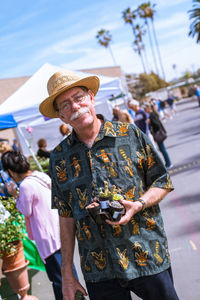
88,90,95,105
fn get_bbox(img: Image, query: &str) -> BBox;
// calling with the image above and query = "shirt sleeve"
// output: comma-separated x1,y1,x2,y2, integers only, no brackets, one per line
17,182,34,217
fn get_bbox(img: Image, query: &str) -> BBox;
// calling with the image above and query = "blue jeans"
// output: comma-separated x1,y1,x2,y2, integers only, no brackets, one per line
45,249,78,300
86,268,179,300
158,141,171,167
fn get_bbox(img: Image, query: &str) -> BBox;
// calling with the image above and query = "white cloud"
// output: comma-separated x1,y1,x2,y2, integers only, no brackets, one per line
155,0,188,9
156,12,188,31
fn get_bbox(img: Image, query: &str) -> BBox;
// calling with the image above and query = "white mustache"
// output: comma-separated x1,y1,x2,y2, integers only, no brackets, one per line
70,107,90,121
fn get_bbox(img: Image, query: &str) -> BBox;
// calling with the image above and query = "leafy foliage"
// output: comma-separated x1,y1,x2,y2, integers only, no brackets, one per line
188,0,200,43
29,156,50,174
0,196,26,256
96,29,112,48
138,72,167,96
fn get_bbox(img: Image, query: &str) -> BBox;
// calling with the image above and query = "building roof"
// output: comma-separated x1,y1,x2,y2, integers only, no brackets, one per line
0,76,30,104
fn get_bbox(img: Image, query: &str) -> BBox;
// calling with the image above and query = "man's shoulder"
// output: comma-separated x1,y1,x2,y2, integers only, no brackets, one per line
51,135,72,156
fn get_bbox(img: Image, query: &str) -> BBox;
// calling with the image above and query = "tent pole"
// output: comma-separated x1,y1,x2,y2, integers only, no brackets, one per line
17,127,44,172
13,128,23,153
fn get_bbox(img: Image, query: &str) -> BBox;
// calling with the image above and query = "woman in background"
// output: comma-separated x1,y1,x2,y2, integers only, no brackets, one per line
1,151,78,300
145,104,173,170
37,138,50,158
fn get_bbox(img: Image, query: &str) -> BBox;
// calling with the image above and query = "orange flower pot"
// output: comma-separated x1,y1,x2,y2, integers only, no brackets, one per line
2,240,28,272
2,240,30,297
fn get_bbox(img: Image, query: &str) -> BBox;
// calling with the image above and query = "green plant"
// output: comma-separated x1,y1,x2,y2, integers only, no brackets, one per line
29,156,50,174
0,196,26,257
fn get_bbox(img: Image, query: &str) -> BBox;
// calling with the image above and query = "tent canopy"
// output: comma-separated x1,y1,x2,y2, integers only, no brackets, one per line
0,63,122,116
0,63,123,155
0,114,17,130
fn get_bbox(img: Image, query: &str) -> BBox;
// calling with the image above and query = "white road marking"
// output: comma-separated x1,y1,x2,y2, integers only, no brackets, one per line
189,240,197,251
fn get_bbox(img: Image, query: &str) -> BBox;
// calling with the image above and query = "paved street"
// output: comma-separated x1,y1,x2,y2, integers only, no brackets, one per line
1,96,200,299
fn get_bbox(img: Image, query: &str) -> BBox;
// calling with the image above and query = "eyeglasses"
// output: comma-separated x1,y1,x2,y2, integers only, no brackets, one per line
58,94,88,114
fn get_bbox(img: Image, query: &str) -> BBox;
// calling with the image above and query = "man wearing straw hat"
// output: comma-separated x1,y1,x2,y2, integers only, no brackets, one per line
39,70,179,300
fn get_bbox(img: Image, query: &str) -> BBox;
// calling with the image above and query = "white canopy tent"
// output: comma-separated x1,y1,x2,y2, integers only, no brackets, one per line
0,63,123,156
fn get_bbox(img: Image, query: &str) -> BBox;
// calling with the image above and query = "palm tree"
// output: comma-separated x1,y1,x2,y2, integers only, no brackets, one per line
122,7,147,73
138,2,162,78
144,2,166,80
96,29,117,65
188,0,200,43
122,8,137,37
135,24,150,73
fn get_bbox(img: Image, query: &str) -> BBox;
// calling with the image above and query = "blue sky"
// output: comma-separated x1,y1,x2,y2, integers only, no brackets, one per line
0,0,199,81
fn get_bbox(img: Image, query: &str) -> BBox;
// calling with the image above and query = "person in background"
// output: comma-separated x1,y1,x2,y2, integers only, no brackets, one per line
143,104,158,150
128,99,147,134
1,151,78,300
127,97,136,120
166,94,176,117
145,103,173,170
0,141,12,160
194,85,200,107
0,142,14,196
37,138,50,158
12,138,19,151
112,105,120,121
118,109,133,123
39,69,179,300
59,123,71,141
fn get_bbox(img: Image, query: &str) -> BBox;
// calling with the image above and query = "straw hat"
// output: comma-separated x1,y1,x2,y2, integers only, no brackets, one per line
39,70,100,118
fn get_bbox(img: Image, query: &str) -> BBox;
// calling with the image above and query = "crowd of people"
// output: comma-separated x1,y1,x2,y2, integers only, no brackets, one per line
0,69,180,300
112,96,174,170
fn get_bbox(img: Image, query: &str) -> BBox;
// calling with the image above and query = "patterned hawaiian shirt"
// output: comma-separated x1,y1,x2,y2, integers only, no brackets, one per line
50,118,173,283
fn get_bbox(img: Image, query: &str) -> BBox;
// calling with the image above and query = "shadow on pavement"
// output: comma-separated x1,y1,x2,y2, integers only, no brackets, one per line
178,105,199,113
164,193,200,208
166,136,198,149
171,219,200,237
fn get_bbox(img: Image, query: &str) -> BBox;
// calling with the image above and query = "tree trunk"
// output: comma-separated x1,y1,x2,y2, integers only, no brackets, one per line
108,46,117,66
151,19,166,81
146,19,160,76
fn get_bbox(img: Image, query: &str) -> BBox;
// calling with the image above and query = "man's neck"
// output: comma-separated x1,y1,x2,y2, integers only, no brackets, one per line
75,118,102,147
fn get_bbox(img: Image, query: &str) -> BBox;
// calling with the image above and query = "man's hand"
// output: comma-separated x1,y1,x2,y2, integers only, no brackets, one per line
62,276,87,300
106,199,142,226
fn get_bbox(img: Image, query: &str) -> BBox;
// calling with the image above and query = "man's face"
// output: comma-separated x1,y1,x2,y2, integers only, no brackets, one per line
55,87,96,130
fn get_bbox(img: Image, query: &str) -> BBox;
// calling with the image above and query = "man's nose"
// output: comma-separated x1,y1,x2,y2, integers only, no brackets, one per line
71,101,80,111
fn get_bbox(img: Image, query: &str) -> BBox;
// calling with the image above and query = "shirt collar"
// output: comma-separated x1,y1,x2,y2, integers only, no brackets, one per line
67,114,118,146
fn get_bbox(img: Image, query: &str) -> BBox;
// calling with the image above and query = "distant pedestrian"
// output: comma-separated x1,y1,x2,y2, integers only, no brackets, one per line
12,138,19,151
128,99,147,133
127,96,136,120
194,85,200,107
143,103,158,149
37,138,50,158
166,95,176,117
145,103,173,170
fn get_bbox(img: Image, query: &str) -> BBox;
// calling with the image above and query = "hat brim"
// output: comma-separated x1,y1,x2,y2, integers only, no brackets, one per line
39,76,100,118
